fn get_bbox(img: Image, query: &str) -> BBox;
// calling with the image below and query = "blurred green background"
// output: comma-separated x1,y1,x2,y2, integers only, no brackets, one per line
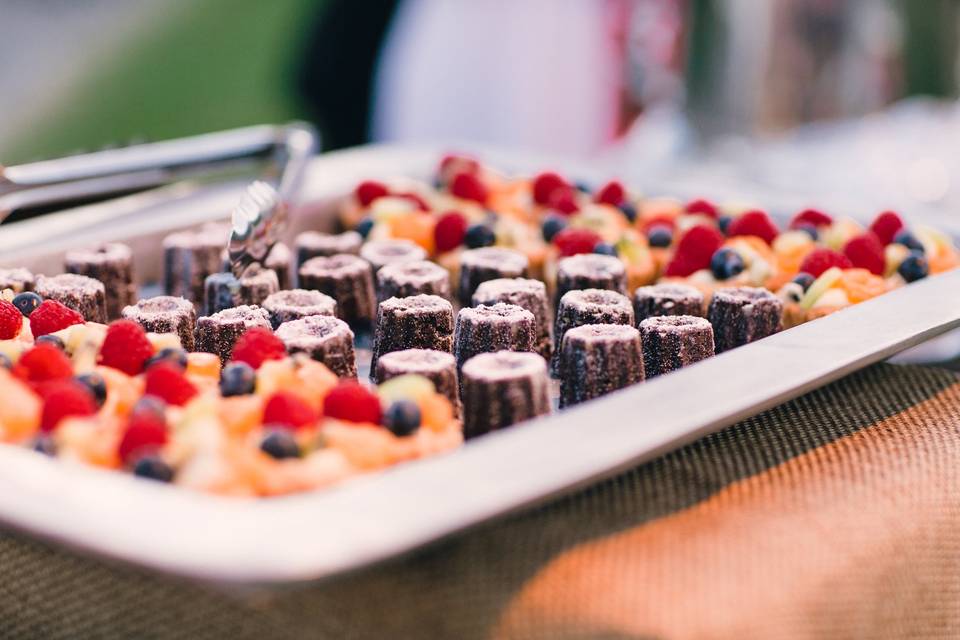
5,0,319,165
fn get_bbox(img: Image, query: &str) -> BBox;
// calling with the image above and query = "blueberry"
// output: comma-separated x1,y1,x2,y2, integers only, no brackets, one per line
12,292,42,317
145,347,188,371
133,395,167,420
647,225,673,248
593,242,618,256
893,230,925,254
220,362,256,397
0,353,10,370
795,223,819,241
384,399,421,437
718,215,733,235
355,217,375,239
260,429,300,459
75,372,107,408
618,202,637,223
132,455,174,482
792,272,815,292
709,248,745,280
464,224,496,249
898,253,929,283
32,436,56,457
574,180,593,194
35,334,65,350
541,215,567,242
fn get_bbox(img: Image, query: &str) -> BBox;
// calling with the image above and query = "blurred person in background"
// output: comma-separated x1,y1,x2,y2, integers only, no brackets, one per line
298,0,688,155
298,0,958,154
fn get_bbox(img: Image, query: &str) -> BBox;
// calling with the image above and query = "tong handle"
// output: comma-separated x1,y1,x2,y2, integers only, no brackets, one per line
0,123,318,222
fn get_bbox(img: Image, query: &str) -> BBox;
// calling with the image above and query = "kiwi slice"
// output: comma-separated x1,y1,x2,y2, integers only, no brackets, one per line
799,267,843,310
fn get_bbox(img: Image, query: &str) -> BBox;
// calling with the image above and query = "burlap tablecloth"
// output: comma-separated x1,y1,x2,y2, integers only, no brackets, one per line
2,362,959,639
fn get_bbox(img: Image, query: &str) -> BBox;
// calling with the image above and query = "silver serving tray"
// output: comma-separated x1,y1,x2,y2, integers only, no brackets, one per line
2,145,959,585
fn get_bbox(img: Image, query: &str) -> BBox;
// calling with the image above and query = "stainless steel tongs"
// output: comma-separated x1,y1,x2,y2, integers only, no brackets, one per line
0,122,318,274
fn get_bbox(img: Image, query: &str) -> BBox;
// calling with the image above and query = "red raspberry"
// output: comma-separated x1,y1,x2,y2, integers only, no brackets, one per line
14,344,73,383
396,192,431,212
434,211,468,252
789,208,833,229
798,248,853,278
594,180,625,206
29,300,84,338
118,410,168,464
664,224,724,277
726,210,780,245
553,227,603,257
0,300,22,340
869,211,904,245
144,362,198,406
39,380,96,432
263,391,318,430
230,327,286,369
449,172,488,204
99,320,154,376
354,180,389,207
438,154,480,179
843,233,885,276
322,381,382,425
532,172,568,206
685,198,719,219
548,187,580,216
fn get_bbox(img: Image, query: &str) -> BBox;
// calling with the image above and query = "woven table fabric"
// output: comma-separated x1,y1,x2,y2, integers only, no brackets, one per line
2,363,960,639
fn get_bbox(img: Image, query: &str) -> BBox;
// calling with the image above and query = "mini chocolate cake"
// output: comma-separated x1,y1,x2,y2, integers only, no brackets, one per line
554,253,628,308
194,305,272,365
639,315,715,377
262,289,336,329
633,283,704,323
162,224,229,304
34,274,107,323
460,351,550,439
238,265,279,308
264,242,292,290
370,294,454,377
376,260,451,303
298,254,377,329
63,243,136,319
558,323,644,408
0,267,35,293
453,303,537,369
360,239,427,275
294,230,362,270
457,247,529,306
472,278,553,360
551,289,634,376
275,315,357,378
374,348,461,418
203,265,279,316
707,286,783,353
203,272,241,316
121,296,197,350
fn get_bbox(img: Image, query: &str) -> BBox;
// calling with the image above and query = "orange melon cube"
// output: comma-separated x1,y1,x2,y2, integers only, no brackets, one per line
219,395,264,437
186,352,221,380
838,268,888,303
419,393,454,434
0,369,41,442
389,212,436,254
